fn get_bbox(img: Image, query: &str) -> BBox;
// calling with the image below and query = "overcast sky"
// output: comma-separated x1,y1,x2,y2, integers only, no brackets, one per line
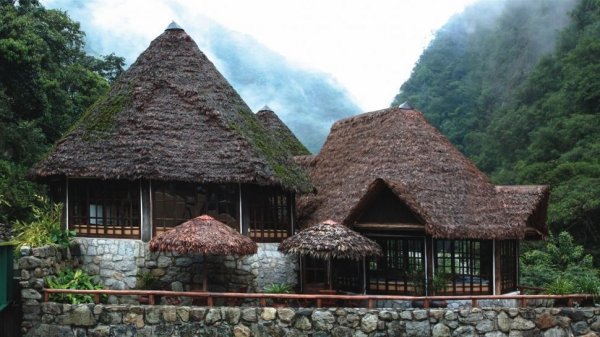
44,0,478,111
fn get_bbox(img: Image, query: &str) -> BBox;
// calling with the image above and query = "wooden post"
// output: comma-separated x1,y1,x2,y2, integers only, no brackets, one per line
494,240,502,295
149,294,155,305
141,180,152,242
94,294,100,304
367,299,374,308
317,299,322,308
260,298,267,307
471,298,478,308
207,296,213,307
423,298,429,309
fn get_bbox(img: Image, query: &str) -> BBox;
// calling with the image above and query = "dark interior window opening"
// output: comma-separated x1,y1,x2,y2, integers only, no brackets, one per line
500,240,518,293
152,182,239,235
68,179,140,238
245,186,291,242
434,239,493,295
367,236,425,295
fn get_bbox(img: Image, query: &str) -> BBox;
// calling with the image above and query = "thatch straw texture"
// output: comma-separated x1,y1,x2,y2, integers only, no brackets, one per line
278,220,382,260
495,185,549,238
298,107,549,239
256,107,310,156
148,215,257,255
31,27,311,192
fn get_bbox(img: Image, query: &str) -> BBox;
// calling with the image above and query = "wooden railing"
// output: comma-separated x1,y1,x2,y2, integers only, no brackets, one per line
43,288,593,309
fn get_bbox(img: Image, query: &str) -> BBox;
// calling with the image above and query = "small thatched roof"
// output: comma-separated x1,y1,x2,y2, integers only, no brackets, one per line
278,220,382,260
31,25,311,192
256,106,310,156
299,107,549,240
148,215,257,255
495,185,550,239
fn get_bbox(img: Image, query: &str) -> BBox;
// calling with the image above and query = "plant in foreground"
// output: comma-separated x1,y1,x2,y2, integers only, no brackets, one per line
45,268,104,304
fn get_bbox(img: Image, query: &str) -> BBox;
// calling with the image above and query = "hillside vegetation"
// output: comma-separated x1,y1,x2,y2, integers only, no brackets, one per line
393,0,600,257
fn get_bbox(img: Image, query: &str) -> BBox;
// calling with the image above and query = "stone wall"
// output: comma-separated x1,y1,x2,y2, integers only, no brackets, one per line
0,221,11,241
75,238,298,294
26,304,600,337
17,245,80,334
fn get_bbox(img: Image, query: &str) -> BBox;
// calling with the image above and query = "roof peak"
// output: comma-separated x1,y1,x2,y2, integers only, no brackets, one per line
258,105,273,112
166,21,184,31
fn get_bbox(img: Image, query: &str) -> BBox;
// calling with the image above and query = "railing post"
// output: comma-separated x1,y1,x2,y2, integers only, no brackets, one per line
260,298,267,307
367,299,374,309
43,291,49,302
149,294,155,305
567,298,573,307
471,298,478,308
94,294,100,304
521,298,528,307
423,298,429,309
317,299,322,308
207,296,213,307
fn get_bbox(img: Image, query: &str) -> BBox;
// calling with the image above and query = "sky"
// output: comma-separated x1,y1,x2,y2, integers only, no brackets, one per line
43,0,478,112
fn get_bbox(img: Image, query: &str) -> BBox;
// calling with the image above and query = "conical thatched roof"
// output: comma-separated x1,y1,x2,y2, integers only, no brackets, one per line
148,215,257,255
278,220,382,260
298,107,549,240
256,106,310,156
31,25,311,192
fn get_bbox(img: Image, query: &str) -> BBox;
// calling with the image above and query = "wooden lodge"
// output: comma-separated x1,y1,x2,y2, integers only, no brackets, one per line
31,24,549,297
295,106,549,296
31,24,312,244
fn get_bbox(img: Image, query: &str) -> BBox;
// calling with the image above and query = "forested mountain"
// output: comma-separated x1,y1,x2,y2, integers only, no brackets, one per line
0,0,123,222
393,0,600,257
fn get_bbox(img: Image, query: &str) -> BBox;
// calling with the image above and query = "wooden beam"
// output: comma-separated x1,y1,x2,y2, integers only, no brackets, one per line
353,223,424,231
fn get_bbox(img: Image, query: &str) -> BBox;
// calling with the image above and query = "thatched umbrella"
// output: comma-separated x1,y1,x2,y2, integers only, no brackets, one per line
278,220,382,290
149,214,257,291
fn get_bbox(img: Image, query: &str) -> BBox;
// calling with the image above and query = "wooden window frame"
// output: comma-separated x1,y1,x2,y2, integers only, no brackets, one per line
68,179,140,239
500,240,518,293
434,239,493,295
367,236,425,295
244,186,292,243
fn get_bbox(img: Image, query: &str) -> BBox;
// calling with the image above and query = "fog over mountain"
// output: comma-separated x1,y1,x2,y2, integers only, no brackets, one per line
44,1,362,153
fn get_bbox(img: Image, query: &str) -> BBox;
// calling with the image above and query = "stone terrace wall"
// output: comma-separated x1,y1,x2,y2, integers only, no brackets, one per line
17,245,80,334
75,239,298,295
27,305,600,337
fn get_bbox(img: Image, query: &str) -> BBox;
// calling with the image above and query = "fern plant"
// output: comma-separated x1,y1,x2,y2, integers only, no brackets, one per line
12,195,75,252
45,268,104,304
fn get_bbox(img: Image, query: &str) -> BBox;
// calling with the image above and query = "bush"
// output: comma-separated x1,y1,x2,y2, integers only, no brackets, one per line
521,231,600,297
11,195,75,251
45,268,104,304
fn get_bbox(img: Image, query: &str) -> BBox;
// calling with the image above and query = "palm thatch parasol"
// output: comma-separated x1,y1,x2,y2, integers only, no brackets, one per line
149,214,257,291
278,220,382,290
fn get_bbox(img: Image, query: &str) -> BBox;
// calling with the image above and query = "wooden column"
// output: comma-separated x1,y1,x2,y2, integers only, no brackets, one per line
141,180,152,242
425,236,433,296
494,239,502,295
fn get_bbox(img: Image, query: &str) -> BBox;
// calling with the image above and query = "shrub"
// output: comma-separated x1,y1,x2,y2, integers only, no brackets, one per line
11,195,75,252
45,268,104,304
263,283,293,293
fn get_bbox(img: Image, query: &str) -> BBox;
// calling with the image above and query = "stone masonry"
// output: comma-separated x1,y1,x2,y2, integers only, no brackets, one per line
75,238,298,296
27,305,600,337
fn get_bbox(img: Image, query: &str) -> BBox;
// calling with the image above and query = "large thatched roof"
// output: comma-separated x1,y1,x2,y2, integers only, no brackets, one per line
148,215,257,255
278,220,382,260
31,25,311,192
256,106,310,156
298,107,549,240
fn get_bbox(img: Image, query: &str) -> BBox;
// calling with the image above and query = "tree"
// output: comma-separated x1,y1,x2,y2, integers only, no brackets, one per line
0,1,123,223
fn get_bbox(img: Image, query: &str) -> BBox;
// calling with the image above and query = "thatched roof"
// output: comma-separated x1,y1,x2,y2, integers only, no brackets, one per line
148,215,257,255
278,220,382,260
495,185,549,239
256,106,310,156
31,25,311,192
298,107,549,240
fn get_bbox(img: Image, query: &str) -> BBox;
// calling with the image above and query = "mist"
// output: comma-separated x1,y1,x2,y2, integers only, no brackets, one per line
44,0,362,153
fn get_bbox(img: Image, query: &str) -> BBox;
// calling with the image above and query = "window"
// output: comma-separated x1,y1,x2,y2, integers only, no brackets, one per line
434,239,493,295
245,186,292,242
367,236,425,294
152,182,239,234
68,179,140,238
500,240,518,293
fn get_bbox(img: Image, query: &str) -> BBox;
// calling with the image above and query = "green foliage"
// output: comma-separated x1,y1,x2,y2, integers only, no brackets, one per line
521,232,600,295
45,268,104,304
11,195,74,251
135,270,160,290
263,283,293,294
392,0,600,261
0,1,123,224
